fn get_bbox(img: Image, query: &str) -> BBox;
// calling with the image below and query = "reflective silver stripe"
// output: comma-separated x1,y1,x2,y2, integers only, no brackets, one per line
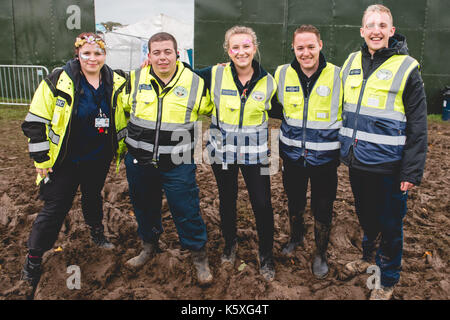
277,64,290,106
213,66,225,124
125,136,194,154
48,128,60,145
280,130,340,150
131,68,142,115
265,75,274,110
385,56,416,111
340,127,405,146
185,73,200,122
343,102,406,122
29,141,50,152
117,127,128,141
331,65,341,122
342,52,358,87
305,141,340,151
126,136,153,152
280,131,302,147
211,115,268,132
159,141,195,154
283,116,342,129
130,114,195,131
25,112,51,124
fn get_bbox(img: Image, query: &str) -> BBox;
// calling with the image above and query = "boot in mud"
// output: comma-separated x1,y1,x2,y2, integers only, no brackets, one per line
20,255,42,299
281,212,305,255
221,240,238,265
259,252,275,282
90,224,115,249
126,241,158,268
191,248,213,286
312,220,331,279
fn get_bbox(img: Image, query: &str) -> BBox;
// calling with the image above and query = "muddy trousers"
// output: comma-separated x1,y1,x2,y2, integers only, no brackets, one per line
125,153,207,251
211,164,274,257
349,168,408,287
27,156,112,256
282,158,338,226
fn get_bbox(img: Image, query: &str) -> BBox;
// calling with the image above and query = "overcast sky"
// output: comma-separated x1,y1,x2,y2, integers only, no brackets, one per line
94,0,194,25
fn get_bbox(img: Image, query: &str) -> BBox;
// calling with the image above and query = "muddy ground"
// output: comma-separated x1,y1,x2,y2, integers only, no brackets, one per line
0,109,448,300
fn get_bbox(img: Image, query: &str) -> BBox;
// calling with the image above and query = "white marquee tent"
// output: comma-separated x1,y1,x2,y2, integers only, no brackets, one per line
103,13,193,71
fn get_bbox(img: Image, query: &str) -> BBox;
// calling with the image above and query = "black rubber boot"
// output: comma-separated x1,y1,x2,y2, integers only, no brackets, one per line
221,240,238,265
191,248,213,286
282,212,305,255
90,224,115,249
21,255,42,288
259,251,275,281
312,220,331,279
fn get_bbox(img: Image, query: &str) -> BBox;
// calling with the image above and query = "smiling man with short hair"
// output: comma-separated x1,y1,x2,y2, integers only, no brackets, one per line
339,4,428,300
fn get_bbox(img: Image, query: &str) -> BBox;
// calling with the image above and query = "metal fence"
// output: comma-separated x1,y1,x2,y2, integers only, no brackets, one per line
0,65,49,106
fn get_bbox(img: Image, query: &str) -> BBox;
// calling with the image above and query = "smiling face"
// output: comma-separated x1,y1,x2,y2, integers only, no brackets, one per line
293,31,323,76
78,43,106,76
360,11,395,55
148,40,177,79
227,33,257,69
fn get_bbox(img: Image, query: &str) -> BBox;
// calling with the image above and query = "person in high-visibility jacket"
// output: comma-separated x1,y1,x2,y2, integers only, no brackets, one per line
122,32,214,286
196,26,277,281
271,25,342,279
339,4,427,300
20,33,129,291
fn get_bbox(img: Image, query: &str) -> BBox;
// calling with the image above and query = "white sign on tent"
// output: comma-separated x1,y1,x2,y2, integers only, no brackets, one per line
104,13,193,71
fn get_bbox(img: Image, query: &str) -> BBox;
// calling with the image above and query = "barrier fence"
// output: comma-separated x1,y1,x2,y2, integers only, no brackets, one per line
0,65,49,106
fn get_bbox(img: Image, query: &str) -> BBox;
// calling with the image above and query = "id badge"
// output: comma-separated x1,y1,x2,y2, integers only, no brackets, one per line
95,117,110,128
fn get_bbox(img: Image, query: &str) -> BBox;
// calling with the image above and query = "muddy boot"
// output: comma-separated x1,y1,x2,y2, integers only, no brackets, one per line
345,259,372,274
191,248,213,286
221,241,238,265
259,252,275,282
369,285,394,300
90,224,115,249
312,220,331,279
126,241,157,268
21,255,42,288
281,212,304,255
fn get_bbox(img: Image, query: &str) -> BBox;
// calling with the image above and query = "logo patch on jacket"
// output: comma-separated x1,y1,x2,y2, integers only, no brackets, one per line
174,86,188,98
139,84,152,90
376,69,393,80
316,86,331,97
252,91,265,102
286,86,300,92
221,89,237,96
349,69,361,75
56,99,65,107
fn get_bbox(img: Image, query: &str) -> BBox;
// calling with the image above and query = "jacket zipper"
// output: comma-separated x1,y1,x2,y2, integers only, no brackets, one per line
152,96,164,167
238,88,248,129
111,81,127,156
301,81,310,165
351,79,367,147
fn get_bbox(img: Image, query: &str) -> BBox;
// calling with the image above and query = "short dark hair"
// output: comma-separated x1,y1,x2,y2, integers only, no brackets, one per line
148,32,178,53
292,25,321,43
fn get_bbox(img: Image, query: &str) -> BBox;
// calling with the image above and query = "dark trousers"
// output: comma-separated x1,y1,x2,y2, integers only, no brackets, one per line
125,153,207,251
211,163,274,256
349,167,408,287
282,158,338,226
27,155,112,256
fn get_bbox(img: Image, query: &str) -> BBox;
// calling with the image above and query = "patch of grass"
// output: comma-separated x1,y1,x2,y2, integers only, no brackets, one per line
428,114,448,123
0,104,29,121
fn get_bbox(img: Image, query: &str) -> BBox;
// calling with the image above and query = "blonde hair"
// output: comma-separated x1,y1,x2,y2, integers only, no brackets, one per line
362,4,394,26
223,25,261,62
